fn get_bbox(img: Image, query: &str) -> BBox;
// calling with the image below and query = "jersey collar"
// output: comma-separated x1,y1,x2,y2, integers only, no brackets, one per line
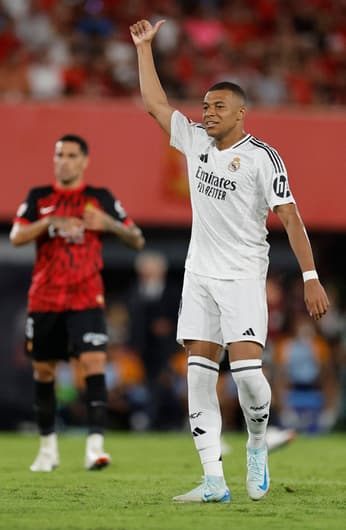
230,133,252,150
53,182,87,194
212,133,252,151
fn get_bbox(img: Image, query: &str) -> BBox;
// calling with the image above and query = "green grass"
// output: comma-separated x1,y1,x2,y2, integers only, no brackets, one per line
0,432,345,530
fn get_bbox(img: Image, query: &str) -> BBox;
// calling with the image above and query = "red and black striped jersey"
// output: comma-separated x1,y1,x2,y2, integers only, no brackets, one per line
14,183,132,312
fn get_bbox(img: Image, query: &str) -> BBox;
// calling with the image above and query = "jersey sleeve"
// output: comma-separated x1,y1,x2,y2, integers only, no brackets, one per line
170,110,203,155
13,189,39,224
96,188,132,224
258,148,295,211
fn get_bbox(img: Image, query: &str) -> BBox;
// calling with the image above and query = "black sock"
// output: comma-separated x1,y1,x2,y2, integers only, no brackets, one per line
34,381,56,435
85,374,108,434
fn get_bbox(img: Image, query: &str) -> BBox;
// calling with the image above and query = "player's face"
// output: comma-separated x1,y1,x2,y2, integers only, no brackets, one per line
54,141,89,188
202,90,246,143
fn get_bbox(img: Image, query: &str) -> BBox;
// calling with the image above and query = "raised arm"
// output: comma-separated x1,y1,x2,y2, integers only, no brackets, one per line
275,202,330,320
130,19,175,135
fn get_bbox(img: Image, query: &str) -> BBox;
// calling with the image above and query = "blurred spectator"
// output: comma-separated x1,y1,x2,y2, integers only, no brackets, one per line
336,327,346,430
27,48,63,99
75,2,114,38
126,250,184,429
105,300,150,431
105,31,138,92
151,6,181,54
317,282,346,430
1,0,29,20
273,312,339,433
14,0,55,53
0,47,29,101
183,4,225,51
222,1,259,50
251,58,288,106
62,41,89,96
0,8,20,62
317,282,345,344
127,251,179,380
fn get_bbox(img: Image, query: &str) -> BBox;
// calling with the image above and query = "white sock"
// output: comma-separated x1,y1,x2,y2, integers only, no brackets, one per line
86,433,104,453
231,359,271,449
188,355,224,477
40,432,58,453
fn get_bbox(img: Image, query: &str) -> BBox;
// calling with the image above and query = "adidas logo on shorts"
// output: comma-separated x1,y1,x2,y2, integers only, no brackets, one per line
242,327,255,336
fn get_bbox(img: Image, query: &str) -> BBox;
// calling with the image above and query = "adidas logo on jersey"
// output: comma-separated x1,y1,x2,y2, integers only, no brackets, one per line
242,327,255,336
199,153,208,163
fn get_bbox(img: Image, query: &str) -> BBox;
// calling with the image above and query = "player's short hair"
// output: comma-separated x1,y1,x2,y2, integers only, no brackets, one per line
57,134,89,155
207,82,247,104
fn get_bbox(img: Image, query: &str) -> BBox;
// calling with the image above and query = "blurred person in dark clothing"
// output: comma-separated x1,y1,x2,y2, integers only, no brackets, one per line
127,250,183,428
9,133,144,472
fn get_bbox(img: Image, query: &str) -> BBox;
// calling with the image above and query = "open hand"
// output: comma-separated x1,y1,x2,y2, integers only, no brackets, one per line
129,19,166,46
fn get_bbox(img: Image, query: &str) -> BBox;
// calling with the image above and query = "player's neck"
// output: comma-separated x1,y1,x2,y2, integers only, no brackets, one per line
215,130,247,151
55,176,85,190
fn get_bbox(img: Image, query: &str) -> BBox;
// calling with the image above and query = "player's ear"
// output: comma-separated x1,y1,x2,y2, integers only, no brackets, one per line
83,155,90,170
237,105,246,121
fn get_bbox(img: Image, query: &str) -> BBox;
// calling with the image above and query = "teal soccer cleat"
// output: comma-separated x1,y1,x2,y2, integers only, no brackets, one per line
246,445,270,500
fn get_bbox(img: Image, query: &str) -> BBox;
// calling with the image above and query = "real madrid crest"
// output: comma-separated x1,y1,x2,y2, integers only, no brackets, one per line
228,157,240,172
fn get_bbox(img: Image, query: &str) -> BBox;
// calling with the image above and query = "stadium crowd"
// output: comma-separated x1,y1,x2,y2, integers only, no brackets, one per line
0,0,345,105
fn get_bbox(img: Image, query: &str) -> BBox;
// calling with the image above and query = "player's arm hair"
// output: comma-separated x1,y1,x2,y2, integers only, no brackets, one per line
103,215,145,250
9,218,50,246
274,202,316,272
136,42,175,135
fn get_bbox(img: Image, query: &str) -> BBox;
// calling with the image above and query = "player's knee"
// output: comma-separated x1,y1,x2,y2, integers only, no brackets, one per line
80,351,106,376
33,362,56,382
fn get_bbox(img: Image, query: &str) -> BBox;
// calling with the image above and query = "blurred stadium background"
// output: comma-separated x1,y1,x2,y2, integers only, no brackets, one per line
0,0,345,437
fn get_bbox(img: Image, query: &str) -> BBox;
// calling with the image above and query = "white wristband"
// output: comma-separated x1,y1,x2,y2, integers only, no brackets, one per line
303,270,318,282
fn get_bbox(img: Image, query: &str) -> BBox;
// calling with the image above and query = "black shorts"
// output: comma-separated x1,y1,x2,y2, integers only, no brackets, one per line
25,308,108,362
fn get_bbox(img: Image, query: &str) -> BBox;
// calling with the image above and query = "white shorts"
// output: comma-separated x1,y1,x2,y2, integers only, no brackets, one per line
177,271,268,347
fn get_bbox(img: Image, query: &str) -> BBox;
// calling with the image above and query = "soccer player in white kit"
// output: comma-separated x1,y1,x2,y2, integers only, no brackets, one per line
130,19,330,503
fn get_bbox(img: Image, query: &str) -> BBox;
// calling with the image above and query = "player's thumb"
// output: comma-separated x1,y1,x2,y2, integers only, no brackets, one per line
153,19,166,33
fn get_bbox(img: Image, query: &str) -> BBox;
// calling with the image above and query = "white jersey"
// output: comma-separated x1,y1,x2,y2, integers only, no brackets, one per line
170,110,295,279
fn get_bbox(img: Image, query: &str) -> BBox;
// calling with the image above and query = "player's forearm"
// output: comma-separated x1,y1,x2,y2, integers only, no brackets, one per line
123,225,145,250
280,208,316,273
136,42,169,116
105,216,145,250
286,218,316,273
9,217,50,246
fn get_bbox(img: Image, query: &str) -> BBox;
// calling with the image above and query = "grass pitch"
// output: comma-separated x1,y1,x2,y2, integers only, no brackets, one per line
0,431,345,530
